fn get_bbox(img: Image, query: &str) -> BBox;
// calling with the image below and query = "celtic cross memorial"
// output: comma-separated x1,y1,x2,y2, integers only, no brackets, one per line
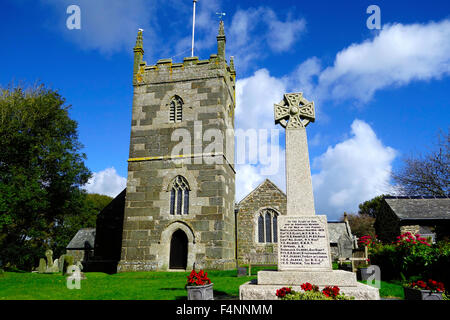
274,93,332,271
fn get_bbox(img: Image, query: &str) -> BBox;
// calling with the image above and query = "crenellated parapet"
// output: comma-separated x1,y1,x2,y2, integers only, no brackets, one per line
133,22,236,101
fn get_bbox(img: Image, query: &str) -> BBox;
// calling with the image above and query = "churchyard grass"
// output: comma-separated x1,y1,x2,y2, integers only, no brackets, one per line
359,280,404,299
0,270,255,300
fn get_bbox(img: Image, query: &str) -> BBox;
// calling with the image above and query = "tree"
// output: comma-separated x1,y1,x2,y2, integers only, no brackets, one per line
341,212,376,239
393,129,449,196
358,194,387,218
51,193,112,262
0,84,92,270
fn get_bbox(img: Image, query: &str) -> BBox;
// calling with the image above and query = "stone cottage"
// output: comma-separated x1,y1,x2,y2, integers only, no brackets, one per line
375,196,450,243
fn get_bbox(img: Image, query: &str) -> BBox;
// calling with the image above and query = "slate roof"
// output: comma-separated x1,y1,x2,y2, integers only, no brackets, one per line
66,228,96,250
327,222,352,243
384,196,450,220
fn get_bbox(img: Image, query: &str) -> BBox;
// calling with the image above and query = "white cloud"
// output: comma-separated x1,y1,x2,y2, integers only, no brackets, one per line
84,167,127,198
316,19,450,103
234,68,287,202
311,120,397,219
229,7,306,70
236,69,287,131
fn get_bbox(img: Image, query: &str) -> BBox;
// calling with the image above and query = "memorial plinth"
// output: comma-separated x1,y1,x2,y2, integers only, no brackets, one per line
239,93,379,300
278,215,332,271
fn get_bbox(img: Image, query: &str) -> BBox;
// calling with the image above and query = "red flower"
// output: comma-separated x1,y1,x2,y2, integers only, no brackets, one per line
186,269,211,286
276,287,292,298
322,286,340,299
300,282,319,292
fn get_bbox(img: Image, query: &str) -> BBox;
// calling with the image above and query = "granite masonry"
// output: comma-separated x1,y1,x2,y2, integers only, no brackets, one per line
117,22,237,271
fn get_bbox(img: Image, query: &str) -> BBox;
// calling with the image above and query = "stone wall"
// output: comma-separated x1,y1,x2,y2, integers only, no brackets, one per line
118,52,236,271
236,179,287,264
400,224,421,235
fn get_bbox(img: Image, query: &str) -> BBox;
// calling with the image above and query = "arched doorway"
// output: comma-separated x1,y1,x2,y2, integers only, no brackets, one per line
169,229,188,269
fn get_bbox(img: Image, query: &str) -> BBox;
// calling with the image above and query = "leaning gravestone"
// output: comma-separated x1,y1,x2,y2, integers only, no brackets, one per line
239,93,380,300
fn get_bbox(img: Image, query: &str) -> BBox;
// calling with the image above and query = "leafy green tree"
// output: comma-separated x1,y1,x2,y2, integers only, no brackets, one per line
53,193,113,255
358,194,387,218
0,84,91,270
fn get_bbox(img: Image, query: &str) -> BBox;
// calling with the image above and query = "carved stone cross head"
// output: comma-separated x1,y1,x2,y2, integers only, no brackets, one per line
274,93,315,129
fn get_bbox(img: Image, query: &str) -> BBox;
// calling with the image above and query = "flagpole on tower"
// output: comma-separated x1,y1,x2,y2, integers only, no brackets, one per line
191,0,197,57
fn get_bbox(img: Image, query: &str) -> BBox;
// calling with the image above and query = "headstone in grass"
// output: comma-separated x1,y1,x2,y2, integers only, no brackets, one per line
58,255,65,275
38,258,46,274
45,249,53,270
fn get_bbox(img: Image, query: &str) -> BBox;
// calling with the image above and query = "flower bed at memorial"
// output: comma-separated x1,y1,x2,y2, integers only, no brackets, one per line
362,232,450,290
276,283,354,300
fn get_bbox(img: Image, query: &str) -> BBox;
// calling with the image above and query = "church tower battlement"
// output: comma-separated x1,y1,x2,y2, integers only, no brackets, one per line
118,21,237,272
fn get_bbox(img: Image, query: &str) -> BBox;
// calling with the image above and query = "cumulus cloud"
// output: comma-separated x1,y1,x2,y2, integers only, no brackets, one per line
311,120,397,219
315,19,450,103
234,69,287,202
84,167,127,198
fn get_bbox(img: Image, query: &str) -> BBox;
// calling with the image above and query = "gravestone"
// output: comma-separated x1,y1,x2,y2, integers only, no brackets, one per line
337,234,354,260
58,255,65,275
38,258,46,274
239,93,379,300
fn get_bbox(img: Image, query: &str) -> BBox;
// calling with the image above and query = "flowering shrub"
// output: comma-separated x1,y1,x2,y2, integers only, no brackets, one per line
186,269,211,287
406,279,445,293
275,287,292,298
367,234,450,290
358,235,381,248
276,283,354,300
395,232,431,247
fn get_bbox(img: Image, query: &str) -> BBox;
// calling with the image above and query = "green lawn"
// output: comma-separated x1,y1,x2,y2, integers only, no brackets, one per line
0,268,405,300
359,280,404,299
0,270,255,300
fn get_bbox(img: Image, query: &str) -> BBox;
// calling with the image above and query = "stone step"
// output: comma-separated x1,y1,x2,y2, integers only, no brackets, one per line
239,281,380,300
257,270,357,287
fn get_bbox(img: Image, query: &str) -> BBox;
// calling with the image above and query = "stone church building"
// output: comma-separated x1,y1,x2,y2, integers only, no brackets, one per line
76,23,354,273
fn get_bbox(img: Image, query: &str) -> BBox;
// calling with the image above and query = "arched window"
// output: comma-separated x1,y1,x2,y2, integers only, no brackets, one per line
169,96,183,123
258,215,264,243
257,209,279,243
169,176,190,215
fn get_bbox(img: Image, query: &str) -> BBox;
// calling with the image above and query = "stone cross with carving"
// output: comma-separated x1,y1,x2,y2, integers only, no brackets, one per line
274,93,316,216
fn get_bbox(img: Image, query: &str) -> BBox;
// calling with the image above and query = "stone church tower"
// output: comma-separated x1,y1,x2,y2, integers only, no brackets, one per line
117,22,236,271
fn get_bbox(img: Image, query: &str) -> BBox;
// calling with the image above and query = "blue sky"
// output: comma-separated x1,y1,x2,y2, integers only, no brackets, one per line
1,0,449,220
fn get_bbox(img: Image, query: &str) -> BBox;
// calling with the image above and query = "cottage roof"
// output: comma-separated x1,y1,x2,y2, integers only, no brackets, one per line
384,196,450,220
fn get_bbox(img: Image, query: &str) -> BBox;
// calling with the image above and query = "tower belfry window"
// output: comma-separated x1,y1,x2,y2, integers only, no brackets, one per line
169,176,190,215
169,96,183,123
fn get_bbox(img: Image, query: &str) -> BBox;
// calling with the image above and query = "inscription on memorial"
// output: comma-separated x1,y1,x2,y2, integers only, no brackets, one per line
278,216,332,270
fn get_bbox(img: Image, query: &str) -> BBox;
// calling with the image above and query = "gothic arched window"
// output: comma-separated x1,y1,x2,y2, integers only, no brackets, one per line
169,96,183,123
169,176,190,215
257,209,279,243
258,215,264,243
